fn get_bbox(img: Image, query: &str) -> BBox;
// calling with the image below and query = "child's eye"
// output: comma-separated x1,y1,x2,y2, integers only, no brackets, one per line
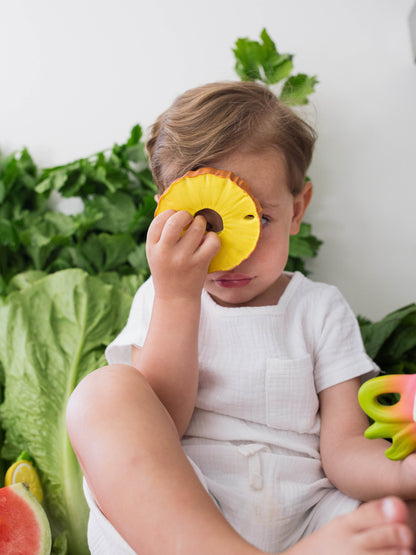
261,215,271,226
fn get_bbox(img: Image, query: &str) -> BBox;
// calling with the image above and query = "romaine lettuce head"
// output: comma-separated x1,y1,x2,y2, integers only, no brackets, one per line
0,269,133,554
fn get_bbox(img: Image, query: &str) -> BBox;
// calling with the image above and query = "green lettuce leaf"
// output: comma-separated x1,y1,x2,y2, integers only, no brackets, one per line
289,222,323,259
286,222,323,275
0,147,40,216
280,73,319,106
232,28,318,105
233,28,294,85
359,304,416,373
0,269,133,554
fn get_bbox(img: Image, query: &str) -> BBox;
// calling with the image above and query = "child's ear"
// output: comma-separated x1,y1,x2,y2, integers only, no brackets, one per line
290,181,313,235
154,193,161,203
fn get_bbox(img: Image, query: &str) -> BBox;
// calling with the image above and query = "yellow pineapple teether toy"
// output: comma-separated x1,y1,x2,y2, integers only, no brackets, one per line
155,167,262,273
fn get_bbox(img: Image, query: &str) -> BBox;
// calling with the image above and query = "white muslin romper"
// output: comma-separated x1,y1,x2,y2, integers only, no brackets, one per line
85,271,378,554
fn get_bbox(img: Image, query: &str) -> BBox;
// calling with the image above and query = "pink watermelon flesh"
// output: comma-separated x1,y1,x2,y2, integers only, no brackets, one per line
0,483,51,554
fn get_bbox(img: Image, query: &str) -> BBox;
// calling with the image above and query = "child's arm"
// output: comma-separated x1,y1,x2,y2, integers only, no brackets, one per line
131,209,220,437
319,377,416,501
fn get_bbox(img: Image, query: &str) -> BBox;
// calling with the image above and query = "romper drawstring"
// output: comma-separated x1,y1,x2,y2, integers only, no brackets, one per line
238,443,270,491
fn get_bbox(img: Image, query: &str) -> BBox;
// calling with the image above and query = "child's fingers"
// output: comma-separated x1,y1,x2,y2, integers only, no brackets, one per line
148,211,220,271
146,210,177,244
178,215,211,252
159,210,194,246
148,210,193,246
177,213,221,255
196,231,221,263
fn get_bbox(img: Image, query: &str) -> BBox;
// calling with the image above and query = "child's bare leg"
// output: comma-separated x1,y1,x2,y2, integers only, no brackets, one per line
67,365,414,555
288,497,413,555
66,364,264,555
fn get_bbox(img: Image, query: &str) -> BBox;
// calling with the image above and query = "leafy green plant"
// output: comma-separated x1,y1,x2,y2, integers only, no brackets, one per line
287,223,323,275
0,125,156,553
359,304,416,375
233,28,319,104
0,125,156,297
0,148,43,290
0,270,136,554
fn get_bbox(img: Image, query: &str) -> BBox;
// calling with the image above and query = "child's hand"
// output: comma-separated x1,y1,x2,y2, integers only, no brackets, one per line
146,210,220,301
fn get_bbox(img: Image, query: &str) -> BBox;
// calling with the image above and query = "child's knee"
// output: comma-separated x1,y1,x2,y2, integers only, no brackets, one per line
66,364,149,446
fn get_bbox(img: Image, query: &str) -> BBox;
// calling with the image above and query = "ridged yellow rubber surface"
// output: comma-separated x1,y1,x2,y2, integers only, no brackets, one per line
155,167,262,272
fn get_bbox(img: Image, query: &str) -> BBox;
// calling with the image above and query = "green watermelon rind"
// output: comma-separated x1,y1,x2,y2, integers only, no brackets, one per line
0,483,52,554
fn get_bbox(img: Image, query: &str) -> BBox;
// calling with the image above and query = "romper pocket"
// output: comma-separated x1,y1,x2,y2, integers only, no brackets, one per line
265,356,319,433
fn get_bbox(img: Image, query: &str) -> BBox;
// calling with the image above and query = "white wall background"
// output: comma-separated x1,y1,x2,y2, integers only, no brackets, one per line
1,0,415,320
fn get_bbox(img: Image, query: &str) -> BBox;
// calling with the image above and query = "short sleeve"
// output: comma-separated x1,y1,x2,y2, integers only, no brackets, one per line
313,286,378,393
105,277,155,365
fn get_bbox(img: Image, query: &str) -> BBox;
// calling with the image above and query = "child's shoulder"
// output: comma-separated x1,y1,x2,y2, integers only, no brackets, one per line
284,272,357,330
284,271,346,308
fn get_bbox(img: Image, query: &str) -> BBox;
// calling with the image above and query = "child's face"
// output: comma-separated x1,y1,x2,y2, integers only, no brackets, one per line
203,148,312,307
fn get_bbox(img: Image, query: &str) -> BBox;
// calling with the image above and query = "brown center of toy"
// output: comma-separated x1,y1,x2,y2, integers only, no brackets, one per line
194,208,224,233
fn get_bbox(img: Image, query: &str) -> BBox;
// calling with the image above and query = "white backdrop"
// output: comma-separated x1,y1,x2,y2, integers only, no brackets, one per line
1,0,415,320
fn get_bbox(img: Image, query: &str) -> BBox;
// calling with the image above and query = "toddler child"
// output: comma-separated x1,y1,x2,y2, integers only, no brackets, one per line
67,81,415,554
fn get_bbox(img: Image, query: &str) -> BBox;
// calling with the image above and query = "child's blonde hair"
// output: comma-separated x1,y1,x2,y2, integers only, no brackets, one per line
146,81,317,196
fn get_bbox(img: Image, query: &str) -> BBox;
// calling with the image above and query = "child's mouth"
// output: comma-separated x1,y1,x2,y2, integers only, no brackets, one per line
214,274,252,288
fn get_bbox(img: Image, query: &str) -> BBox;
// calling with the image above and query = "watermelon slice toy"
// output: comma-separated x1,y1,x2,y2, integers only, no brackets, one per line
0,482,52,554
